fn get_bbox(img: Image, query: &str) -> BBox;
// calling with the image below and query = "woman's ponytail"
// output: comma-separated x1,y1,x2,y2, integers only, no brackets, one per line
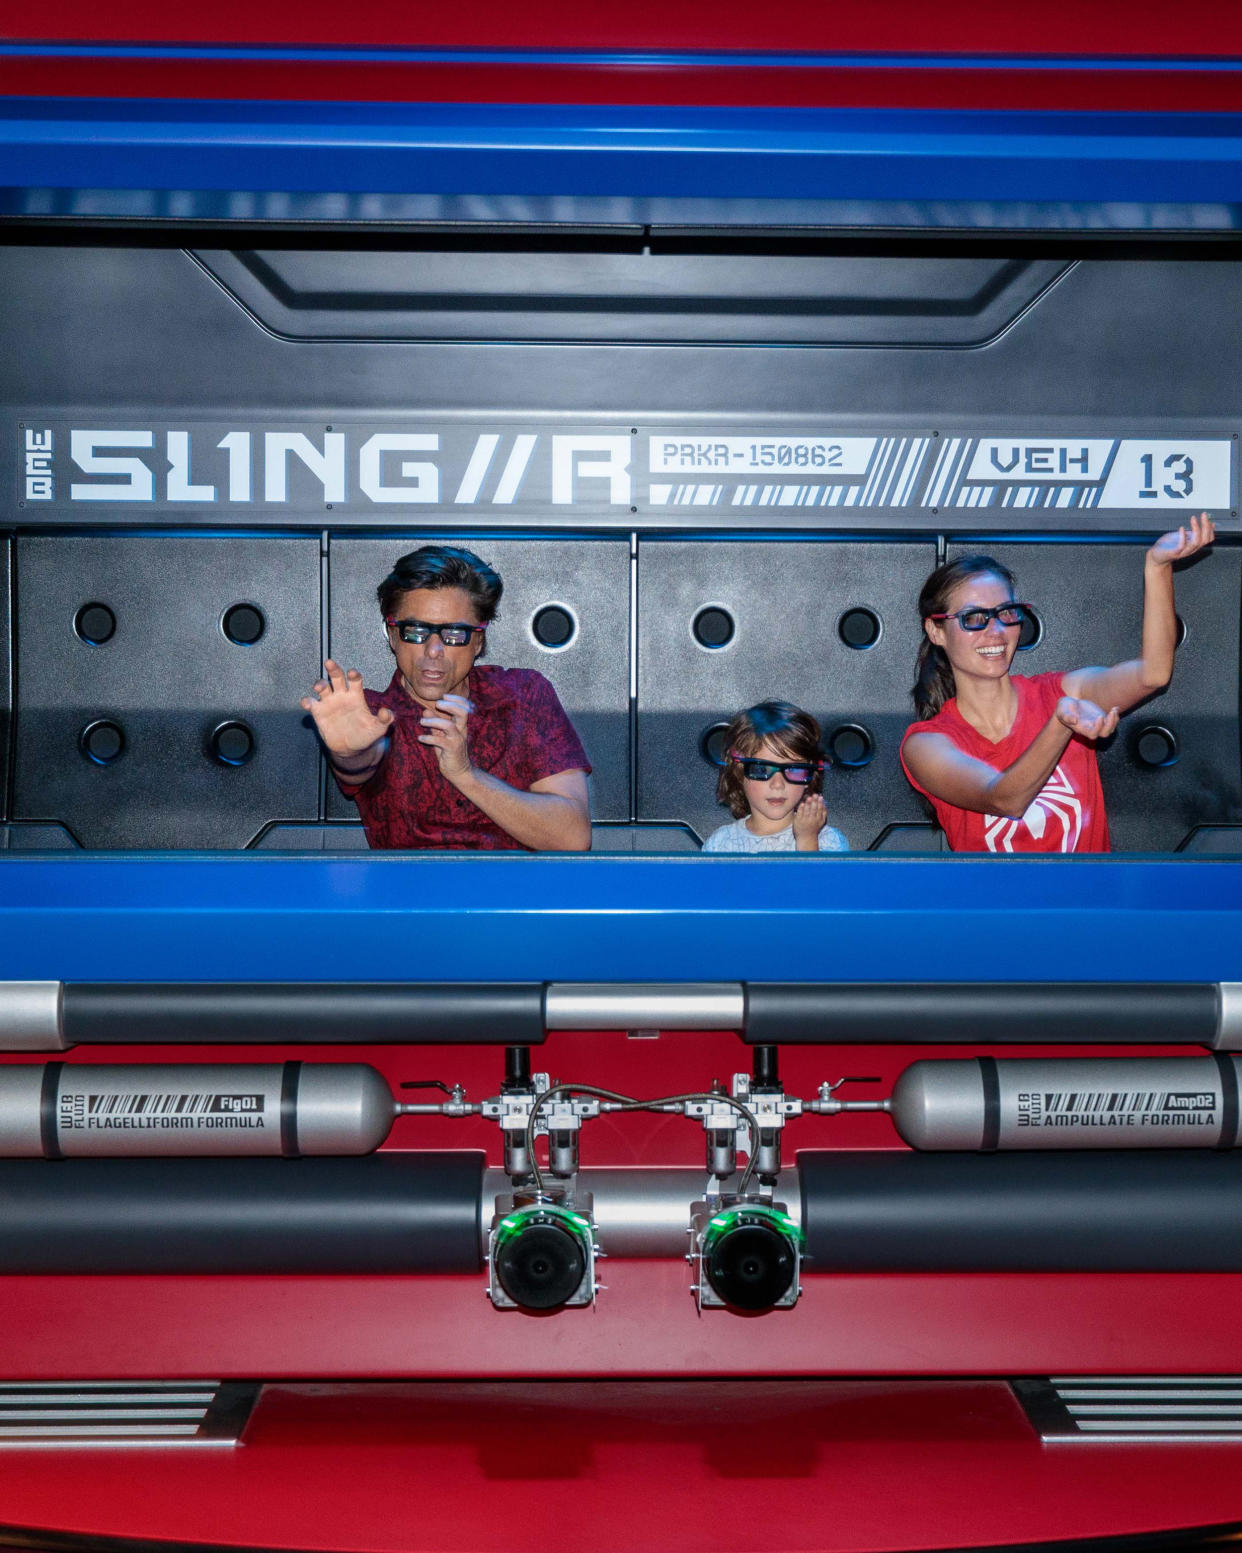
912,637,956,721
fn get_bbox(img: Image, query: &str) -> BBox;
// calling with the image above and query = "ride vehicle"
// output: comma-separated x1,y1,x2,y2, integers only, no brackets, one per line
1,5,1242,1549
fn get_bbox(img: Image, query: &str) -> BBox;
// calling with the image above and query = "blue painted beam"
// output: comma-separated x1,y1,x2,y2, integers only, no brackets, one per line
0,855,1238,983
3,100,1242,205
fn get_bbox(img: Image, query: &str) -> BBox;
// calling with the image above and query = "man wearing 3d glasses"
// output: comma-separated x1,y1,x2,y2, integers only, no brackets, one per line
302,545,592,850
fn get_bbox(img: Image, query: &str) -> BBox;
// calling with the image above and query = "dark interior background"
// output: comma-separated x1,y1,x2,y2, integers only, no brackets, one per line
0,240,1237,851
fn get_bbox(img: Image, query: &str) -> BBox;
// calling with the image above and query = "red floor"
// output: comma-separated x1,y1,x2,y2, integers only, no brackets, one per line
0,1379,1240,1553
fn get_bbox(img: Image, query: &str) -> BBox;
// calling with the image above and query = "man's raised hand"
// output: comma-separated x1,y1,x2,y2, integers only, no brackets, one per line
301,660,394,758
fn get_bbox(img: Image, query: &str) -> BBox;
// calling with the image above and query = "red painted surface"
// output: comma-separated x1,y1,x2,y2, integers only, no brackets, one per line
0,1037,1237,1543
7,1,1242,57
1,1265,1239,1381
0,1380,1239,1553
5,59,1242,113
0,1037,1227,1384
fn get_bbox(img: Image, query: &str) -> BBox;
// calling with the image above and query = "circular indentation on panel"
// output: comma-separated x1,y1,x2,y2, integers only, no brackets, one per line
209,720,256,767
531,604,577,651
1175,613,1188,649
74,603,115,646
80,719,124,765
1133,724,1179,769
837,607,881,651
222,603,266,646
692,606,735,651
827,723,875,769
699,722,732,769
1016,606,1043,652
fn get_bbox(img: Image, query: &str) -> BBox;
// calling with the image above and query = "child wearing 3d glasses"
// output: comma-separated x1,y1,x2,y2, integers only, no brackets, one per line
702,701,849,853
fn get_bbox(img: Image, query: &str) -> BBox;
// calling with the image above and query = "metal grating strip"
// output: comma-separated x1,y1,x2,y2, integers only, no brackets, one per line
1049,1379,1242,1391
1014,1377,1242,1443
0,1381,258,1447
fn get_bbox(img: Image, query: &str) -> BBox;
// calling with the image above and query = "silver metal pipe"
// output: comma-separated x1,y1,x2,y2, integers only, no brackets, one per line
544,983,744,1031
0,984,65,1052
481,1165,799,1258
1,980,1234,1050
1217,984,1242,1050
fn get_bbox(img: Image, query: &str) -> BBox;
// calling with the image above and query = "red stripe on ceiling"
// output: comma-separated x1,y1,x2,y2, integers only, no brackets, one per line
6,0,1242,55
4,59,1242,111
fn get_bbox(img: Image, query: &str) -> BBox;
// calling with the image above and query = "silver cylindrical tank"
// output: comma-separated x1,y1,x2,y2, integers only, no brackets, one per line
890,1056,1242,1150
0,1062,396,1157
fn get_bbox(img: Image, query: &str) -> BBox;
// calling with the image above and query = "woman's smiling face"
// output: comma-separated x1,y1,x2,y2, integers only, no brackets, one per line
924,571,1022,688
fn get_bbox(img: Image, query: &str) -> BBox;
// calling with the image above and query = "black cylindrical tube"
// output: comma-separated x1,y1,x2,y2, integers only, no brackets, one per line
748,983,1218,1045
798,1149,1242,1271
752,1045,779,1087
64,984,547,1046
504,1045,532,1089
0,1152,485,1274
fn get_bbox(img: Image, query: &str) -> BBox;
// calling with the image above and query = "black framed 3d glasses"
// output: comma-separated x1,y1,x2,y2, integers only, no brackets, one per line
385,617,486,646
927,602,1031,631
729,753,823,784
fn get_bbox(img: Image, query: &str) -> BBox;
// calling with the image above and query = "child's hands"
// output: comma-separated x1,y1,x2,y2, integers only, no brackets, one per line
793,792,828,850
1148,512,1215,567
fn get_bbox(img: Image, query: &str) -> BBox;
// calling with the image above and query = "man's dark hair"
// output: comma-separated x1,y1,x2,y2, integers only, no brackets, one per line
377,545,504,625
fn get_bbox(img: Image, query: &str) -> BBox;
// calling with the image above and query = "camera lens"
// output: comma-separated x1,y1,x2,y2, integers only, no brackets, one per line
494,1217,587,1311
704,1218,797,1311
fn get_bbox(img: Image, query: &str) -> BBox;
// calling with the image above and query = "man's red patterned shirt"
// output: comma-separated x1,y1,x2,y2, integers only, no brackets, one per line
335,665,591,850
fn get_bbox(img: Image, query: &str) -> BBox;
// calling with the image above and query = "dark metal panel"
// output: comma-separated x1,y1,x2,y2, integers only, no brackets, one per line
0,534,9,821
946,541,1242,851
0,823,77,849
635,538,936,846
194,250,1067,346
1,250,1240,428
325,536,630,823
12,535,321,847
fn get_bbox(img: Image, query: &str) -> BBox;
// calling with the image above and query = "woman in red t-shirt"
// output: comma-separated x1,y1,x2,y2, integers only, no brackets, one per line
900,515,1214,853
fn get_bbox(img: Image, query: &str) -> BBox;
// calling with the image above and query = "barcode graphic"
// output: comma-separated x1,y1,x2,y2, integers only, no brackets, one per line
82,1093,263,1116
732,484,857,507
648,483,726,506
1045,1091,1196,1115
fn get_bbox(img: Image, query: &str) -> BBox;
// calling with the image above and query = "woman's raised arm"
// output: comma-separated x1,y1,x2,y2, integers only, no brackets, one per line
1062,513,1214,712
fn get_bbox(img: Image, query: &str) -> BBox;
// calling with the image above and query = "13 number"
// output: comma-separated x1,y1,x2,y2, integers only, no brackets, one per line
1139,451,1194,500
